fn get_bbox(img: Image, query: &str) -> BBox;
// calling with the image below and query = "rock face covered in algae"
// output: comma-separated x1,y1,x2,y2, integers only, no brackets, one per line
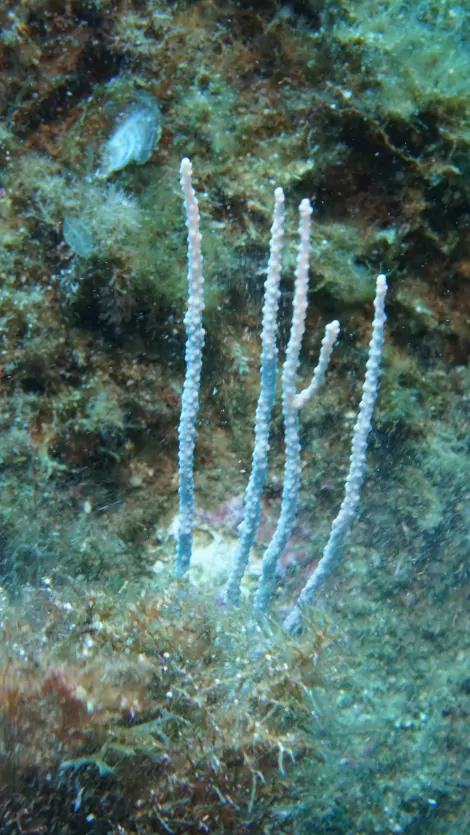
0,1,469,833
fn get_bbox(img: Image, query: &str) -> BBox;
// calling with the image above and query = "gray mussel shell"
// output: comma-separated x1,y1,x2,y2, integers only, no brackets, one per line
97,95,161,179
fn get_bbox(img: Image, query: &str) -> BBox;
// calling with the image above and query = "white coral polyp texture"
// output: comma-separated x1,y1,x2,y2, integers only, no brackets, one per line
284,274,388,634
174,158,386,631
175,158,205,579
224,186,285,606
293,319,340,410
252,198,317,616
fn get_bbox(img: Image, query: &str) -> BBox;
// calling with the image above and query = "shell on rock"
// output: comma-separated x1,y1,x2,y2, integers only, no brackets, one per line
97,94,161,180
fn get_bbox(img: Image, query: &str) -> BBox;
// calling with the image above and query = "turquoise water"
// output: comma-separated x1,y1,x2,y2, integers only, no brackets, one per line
0,1,469,832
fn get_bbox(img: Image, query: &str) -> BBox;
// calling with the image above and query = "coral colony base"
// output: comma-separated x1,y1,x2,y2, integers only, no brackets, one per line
175,158,387,631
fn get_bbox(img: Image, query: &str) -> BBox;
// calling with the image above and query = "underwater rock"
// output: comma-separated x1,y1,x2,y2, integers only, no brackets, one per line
96,94,161,179
63,216,94,257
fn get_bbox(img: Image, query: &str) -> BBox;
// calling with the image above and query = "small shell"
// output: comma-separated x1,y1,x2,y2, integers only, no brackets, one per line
63,216,94,257
97,94,161,179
